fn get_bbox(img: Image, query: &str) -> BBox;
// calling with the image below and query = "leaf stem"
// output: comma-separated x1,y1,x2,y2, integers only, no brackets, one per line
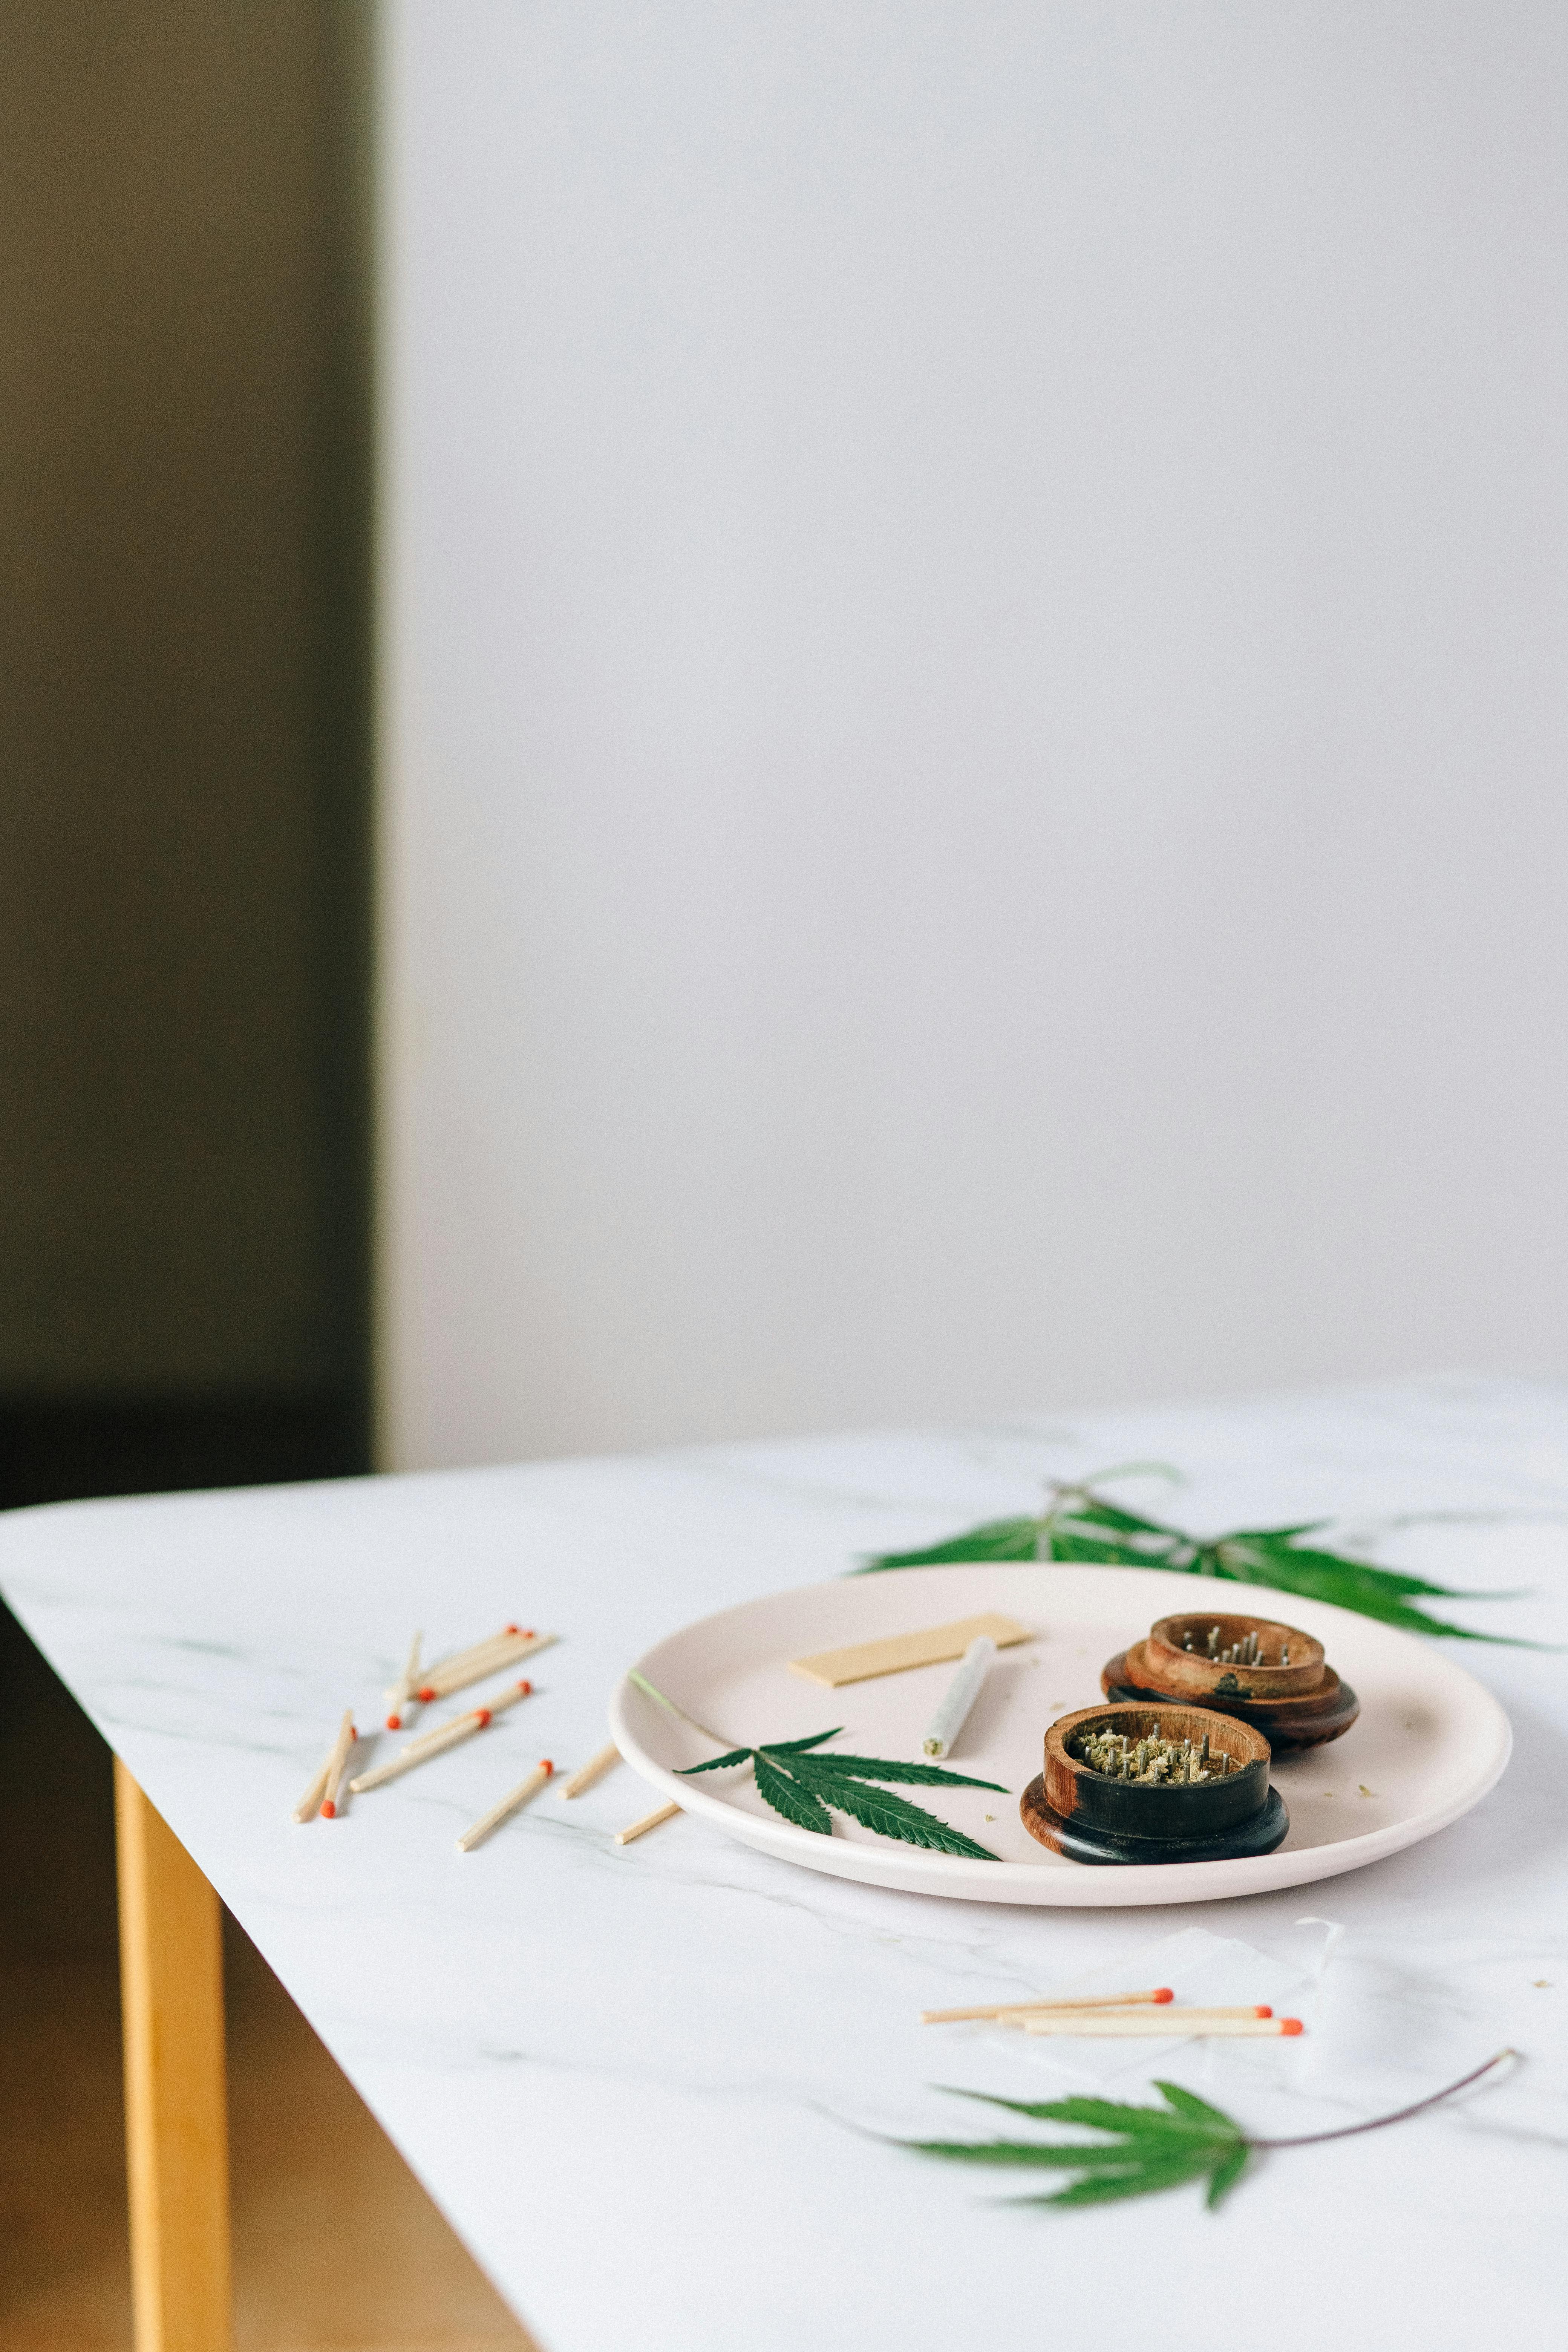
1247,2050,1515,2148
624,1669,733,1749
1050,1461,1184,1495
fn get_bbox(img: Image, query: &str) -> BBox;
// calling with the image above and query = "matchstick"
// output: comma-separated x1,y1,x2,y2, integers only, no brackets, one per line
921,1634,995,1759
562,1741,621,1798
398,1678,534,1759
292,1759,332,1825
348,1682,536,1794
428,1621,528,1672
292,1713,349,1825
457,1760,555,1852
1011,2013,1269,2032
614,1799,681,1845
384,1631,423,1730
348,1719,477,1792
416,1624,537,1688
920,1988,1175,2023
416,1629,556,1703
318,1710,358,1819
1021,2012,1302,2038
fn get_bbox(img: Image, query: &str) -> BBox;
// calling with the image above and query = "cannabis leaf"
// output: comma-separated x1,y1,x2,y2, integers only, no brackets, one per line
906,2081,1249,2207
678,1731,1007,1860
862,1468,1539,1643
902,2053,1514,2211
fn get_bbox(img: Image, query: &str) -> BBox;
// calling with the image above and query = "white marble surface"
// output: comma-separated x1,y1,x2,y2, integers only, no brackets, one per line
3,1376,1566,2351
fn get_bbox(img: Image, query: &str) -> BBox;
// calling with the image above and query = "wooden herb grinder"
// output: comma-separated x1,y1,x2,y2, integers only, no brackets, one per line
1100,1610,1360,1751
1020,1703,1289,1865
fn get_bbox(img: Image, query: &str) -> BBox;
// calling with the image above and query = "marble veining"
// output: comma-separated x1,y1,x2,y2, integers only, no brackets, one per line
3,1377,1567,2351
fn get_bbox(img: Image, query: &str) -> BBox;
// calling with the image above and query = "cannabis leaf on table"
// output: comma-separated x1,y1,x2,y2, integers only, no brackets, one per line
902,2054,1514,2210
862,1463,1537,1643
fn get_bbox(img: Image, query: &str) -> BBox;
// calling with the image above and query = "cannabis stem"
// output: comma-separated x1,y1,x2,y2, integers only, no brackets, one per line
1248,2049,1516,2147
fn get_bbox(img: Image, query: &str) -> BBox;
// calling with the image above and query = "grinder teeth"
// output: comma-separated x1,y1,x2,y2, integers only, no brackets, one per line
1069,1723,1234,1782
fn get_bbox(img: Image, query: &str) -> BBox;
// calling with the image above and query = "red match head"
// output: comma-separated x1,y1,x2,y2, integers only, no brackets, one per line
1281,2018,1304,2035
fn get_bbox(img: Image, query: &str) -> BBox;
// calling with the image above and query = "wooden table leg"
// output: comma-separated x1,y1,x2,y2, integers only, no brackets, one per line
115,1758,233,2352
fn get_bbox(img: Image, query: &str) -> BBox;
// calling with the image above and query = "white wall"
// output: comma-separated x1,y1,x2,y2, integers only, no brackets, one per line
380,1,1568,1470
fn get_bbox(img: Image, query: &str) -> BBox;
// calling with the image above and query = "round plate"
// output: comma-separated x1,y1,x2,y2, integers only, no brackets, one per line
609,1565,1512,1906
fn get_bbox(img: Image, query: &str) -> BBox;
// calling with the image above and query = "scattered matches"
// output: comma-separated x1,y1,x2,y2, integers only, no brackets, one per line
1070,1724,1233,1782
292,1622,562,1826
918,1989,1295,2037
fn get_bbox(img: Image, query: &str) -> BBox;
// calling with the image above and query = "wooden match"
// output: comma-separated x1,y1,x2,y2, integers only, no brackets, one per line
1014,2004,1274,2027
416,1629,556,1703
920,1988,1176,2023
348,1681,536,1793
384,1630,423,1730
562,1741,621,1798
457,1760,555,1852
348,1720,474,1793
292,1712,349,1825
614,1799,680,1845
418,1622,535,1677
1021,2012,1302,2038
398,1678,534,1759
318,1710,358,1819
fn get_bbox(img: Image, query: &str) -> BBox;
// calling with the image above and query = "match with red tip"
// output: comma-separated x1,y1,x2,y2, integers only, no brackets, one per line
1152,1988,1173,2003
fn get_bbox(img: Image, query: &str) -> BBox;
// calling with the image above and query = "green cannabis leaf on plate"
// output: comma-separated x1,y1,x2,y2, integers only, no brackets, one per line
679,1727,1006,1859
902,2053,1514,2210
862,1464,1537,1643
623,1667,1009,1861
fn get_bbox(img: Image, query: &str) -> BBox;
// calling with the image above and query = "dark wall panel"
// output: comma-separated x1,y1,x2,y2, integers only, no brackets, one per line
0,0,372,1431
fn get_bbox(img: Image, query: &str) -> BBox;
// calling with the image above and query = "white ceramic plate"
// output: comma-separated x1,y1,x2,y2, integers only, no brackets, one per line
609,1565,1512,1906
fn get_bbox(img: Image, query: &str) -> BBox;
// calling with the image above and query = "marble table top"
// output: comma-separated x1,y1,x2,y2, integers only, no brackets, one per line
3,1376,1565,2351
